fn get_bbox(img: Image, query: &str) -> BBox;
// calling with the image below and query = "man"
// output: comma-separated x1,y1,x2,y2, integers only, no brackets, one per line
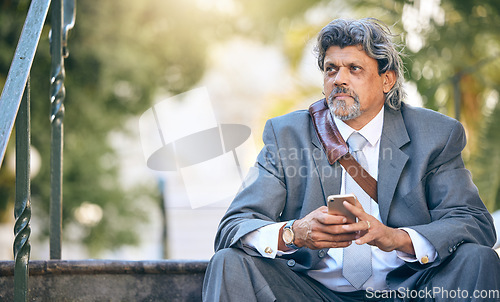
202,18,499,301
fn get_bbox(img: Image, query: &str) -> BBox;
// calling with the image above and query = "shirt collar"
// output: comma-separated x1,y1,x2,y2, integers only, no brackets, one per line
333,106,385,147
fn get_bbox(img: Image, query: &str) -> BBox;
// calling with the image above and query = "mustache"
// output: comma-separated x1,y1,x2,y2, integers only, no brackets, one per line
327,86,358,101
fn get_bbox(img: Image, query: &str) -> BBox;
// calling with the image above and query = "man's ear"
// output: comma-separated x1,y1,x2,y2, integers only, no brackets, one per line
382,70,396,93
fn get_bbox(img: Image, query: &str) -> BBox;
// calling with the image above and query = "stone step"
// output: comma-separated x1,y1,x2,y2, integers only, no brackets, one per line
0,259,208,301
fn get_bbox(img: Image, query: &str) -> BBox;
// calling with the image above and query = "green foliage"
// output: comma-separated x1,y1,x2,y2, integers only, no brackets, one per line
232,0,323,41
400,0,500,211
471,104,500,212
0,0,221,256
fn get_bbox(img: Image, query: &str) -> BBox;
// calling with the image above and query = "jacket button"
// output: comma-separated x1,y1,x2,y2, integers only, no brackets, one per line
318,250,326,258
287,259,296,267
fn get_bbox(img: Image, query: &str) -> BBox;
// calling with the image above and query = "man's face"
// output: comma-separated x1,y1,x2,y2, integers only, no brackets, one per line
323,45,395,129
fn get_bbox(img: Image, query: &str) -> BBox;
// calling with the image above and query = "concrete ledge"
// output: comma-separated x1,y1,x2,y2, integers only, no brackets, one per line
0,260,208,301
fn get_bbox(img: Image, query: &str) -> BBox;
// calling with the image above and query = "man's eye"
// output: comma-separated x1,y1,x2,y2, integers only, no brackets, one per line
351,66,361,71
325,66,336,73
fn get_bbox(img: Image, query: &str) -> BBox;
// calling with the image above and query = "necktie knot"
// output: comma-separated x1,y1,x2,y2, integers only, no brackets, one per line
347,132,368,153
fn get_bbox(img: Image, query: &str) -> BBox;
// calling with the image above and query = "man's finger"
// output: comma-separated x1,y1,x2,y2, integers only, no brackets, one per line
341,220,370,233
308,231,358,242
309,240,353,249
354,228,379,245
318,213,347,225
343,200,369,220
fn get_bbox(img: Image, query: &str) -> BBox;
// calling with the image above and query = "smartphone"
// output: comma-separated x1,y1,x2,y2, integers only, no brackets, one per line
327,193,357,224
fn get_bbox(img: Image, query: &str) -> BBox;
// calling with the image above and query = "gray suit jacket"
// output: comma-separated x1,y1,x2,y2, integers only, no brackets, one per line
214,102,496,288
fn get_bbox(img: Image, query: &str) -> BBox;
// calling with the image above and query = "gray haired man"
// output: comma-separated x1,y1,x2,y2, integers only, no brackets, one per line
202,18,499,302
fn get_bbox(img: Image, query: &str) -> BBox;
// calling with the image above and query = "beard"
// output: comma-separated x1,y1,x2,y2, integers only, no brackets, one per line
327,86,361,121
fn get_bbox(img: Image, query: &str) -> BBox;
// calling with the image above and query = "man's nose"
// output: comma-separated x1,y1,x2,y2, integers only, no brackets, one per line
334,68,349,86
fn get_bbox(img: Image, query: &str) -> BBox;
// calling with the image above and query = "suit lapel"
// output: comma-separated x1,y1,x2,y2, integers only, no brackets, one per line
310,121,342,206
308,106,410,222
378,106,410,224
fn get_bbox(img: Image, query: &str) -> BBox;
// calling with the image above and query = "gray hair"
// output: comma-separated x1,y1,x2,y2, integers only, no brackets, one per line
315,18,406,110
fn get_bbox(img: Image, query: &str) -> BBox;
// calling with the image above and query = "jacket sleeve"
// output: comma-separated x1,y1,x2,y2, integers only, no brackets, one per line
214,119,288,252
409,121,496,267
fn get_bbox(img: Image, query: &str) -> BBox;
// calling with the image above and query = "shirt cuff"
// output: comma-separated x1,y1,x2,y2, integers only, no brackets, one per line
240,222,291,258
396,227,437,264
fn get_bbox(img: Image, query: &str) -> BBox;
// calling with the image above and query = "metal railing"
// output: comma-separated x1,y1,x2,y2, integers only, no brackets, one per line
0,0,75,300
49,0,75,261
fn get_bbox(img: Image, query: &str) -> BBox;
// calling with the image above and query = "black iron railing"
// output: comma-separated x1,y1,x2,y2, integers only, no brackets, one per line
49,0,75,261
0,0,75,300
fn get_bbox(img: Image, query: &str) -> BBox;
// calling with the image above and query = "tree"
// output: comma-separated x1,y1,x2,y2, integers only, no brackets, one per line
0,0,220,256
395,0,500,211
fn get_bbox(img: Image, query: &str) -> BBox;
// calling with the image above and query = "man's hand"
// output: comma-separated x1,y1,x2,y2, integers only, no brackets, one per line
288,206,358,250
342,201,415,255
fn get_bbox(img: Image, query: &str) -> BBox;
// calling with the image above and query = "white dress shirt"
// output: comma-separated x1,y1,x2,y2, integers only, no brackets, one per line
241,106,437,291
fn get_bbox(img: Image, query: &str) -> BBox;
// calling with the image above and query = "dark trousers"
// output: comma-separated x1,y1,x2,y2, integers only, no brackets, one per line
202,244,500,302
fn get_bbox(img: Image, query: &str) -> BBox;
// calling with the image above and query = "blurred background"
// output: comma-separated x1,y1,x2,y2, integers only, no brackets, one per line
0,0,499,260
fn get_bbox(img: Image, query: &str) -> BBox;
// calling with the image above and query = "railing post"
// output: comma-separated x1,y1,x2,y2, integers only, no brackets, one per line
14,78,32,302
49,0,64,260
49,0,75,260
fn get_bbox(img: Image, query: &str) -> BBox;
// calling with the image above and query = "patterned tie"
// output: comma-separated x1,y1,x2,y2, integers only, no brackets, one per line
342,132,372,289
